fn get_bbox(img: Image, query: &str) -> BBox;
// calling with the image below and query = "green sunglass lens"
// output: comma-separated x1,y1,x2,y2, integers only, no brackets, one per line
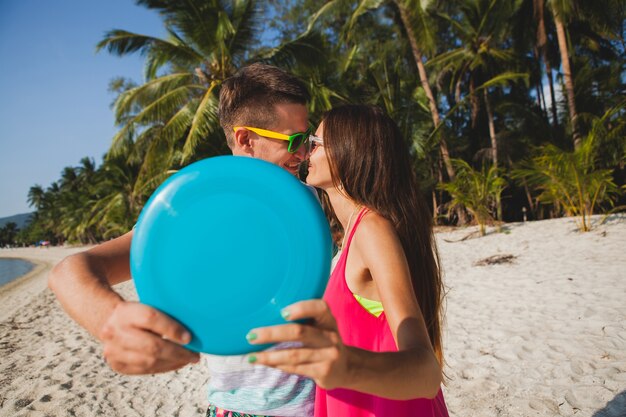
288,134,306,153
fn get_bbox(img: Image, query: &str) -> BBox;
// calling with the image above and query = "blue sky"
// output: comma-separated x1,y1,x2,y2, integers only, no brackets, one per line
0,0,165,218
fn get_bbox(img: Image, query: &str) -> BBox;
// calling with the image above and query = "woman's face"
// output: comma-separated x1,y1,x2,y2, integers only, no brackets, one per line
305,122,333,189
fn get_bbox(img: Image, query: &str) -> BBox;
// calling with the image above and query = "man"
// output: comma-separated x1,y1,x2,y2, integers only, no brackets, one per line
49,63,315,417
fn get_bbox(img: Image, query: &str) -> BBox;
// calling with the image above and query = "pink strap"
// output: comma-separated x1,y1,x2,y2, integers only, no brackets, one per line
343,207,369,252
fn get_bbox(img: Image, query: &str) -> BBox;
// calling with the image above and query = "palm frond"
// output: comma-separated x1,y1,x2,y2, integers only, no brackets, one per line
228,0,262,61
395,0,437,56
305,0,345,33
143,28,205,79
477,72,529,90
113,73,195,122
161,101,197,144
182,83,221,160
261,31,326,69
97,30,185,61
348,0,386,32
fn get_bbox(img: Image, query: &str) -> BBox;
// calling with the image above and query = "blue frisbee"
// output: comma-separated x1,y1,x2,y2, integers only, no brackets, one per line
130,156,331,355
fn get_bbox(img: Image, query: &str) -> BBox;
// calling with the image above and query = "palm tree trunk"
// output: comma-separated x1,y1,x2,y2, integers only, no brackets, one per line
395,2,455,181
535,0,558,126
554,14,582,149
484,88,498,169
544,60,558,125
533,63,544,111
539,77,549,118
521,174,536,212
470,78,480,128
483,88,502,221
432,190,438,224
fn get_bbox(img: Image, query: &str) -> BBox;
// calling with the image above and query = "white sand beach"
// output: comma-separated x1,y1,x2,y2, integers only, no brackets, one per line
1,215,625,417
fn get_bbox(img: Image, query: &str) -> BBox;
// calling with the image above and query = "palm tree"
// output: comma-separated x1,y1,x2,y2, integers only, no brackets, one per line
391,0,457,182
97,0,261,161
88,149,147,239
27,185,46,211
0,222,19,246
512,144,620,232
77,129,173,240
548,0,581,148
99,0,326,164
545,0,623,149
532,0,559,125
25,182,63,244
307,0,457,182
432,0,528,163
45,162,101,244
428,0,528,219
440,159,506,236
512,104,625,231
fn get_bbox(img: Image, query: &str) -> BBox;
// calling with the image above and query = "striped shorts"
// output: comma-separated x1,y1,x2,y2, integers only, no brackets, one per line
206,404,268,417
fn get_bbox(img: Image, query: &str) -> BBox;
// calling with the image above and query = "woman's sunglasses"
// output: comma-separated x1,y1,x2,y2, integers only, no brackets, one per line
309,134,323,149
233,126,312,154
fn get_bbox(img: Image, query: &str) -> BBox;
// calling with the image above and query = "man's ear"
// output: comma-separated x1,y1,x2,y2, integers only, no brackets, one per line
233,128,255,156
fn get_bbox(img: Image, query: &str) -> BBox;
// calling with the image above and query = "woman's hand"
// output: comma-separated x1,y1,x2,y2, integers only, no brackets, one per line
246,299,355,390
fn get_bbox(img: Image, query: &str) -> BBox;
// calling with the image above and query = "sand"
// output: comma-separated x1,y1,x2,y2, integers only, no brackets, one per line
0,215,624,416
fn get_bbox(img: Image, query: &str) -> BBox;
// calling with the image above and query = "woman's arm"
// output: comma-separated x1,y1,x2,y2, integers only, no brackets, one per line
247,215,442,400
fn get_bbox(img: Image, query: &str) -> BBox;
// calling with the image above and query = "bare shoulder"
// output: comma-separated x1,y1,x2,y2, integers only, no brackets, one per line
356,211,396,239
353,211,402,256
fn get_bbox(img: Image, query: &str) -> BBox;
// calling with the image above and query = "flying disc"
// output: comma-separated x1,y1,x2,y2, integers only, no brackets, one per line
130,156,332,355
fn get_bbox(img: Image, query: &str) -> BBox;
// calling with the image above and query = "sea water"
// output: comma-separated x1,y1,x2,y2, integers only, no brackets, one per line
0,258,35,286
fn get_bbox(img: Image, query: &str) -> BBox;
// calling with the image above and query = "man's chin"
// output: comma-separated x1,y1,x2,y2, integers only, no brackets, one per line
283,165,300,176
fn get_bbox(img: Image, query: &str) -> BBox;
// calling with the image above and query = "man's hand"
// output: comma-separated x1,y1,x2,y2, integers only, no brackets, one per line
100,301,200,375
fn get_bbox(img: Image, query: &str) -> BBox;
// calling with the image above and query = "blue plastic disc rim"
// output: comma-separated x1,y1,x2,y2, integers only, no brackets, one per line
130,156,331,355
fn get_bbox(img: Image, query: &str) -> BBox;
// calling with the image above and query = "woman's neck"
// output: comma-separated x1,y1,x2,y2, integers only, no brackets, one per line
325,187,361,230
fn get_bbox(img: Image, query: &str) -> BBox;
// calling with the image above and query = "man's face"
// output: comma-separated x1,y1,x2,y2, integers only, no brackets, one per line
246,102,309,176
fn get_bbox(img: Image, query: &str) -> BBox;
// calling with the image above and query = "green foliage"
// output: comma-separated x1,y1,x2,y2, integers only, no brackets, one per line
18,139,169,245
512,105,625,231
100,1,269,161
439,159,506,235
20,0,626,242
512,145,619,232
0,222,19,247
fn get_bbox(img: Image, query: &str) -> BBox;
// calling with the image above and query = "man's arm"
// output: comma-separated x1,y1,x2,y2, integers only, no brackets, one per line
48,231,199,374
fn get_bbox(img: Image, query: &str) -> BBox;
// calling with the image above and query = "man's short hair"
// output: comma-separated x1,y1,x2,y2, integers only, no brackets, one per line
219,63,310,148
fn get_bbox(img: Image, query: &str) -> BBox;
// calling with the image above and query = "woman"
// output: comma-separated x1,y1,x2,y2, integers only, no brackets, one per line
246,105,449,416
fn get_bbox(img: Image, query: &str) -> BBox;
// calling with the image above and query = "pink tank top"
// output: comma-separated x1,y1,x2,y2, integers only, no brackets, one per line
314,208,449,417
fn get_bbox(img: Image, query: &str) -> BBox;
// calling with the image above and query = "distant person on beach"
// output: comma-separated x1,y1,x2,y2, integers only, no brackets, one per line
246,105,449,416
49,63,317,417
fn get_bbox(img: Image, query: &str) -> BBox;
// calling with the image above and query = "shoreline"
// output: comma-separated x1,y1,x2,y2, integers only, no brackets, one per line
0,247,89,323
0,256,44,289
0,254,50,323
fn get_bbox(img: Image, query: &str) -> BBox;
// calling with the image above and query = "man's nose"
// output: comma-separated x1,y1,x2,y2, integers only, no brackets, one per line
295,142,309,161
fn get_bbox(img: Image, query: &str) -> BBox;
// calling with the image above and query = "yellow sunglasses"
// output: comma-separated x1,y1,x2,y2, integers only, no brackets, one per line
234,126,312,153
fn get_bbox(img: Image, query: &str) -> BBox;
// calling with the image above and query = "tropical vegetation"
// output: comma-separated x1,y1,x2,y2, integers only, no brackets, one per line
440,159,506,236
12,0,626,245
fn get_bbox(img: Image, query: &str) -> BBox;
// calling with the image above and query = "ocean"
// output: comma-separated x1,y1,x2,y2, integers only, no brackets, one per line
0,258,35,286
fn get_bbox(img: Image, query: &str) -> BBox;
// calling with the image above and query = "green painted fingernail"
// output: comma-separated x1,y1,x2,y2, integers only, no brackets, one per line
281,309,290,320
248,355,257,364
246,332,257,342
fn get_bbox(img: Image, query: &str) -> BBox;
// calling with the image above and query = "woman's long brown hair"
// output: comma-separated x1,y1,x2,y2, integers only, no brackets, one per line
322,105,445,365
